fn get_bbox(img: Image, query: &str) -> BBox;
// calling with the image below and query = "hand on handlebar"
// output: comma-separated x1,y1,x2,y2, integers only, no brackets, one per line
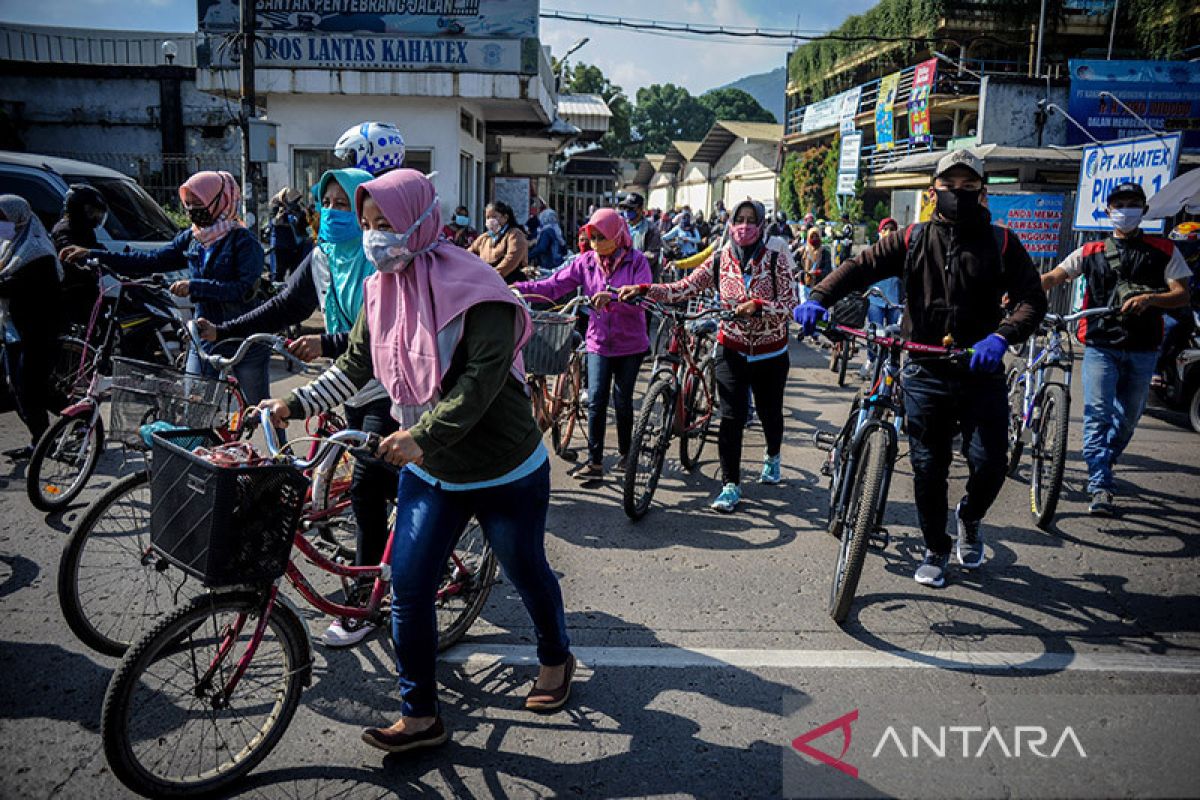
169,280,191,297
287,334,323,362
255,399,292,429
793,300,828,336
734,299,760,318
376,429,424,468
1120,293,1156,316
194,318,218,342
618,285,647,303
968,333,1007,373
59,245,90,264
591,290,615,311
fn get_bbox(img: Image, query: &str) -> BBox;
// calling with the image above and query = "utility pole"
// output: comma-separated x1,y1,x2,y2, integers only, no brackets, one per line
1107,0,1120,59
1034,0,1047,78
239,0,259,228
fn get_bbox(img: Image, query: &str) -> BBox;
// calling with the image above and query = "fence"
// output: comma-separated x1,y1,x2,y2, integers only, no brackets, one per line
45,151,242,208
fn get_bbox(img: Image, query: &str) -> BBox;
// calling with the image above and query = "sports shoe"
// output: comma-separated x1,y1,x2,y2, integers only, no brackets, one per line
914,550,950,588
955,501,985,569
1088,490,1115,517
710,483,742,513
612,454,628,473
322,617,377,648
759,455,782,485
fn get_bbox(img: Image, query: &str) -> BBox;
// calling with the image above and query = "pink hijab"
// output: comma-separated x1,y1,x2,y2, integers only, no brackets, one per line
357,169,531,409
584,207,632,273
179,171,243,247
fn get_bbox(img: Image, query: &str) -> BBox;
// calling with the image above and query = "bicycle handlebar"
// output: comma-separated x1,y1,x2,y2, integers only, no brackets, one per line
627,295,736,323
818,320,972,358
185,322,314,374
251,407,384,472
1043,306,1115,328
865,286,903,311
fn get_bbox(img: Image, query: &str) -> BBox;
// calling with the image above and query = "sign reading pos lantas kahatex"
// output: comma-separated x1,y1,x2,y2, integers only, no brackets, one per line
197,0,539,73
1072,133,1181,234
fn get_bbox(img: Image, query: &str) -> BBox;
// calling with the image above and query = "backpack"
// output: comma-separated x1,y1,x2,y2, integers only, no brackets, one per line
1103,236,1164,317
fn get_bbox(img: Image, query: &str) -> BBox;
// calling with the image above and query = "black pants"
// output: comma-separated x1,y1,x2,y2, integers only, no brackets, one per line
902,361,1009,555
343,397,400,569
4,338,60,445
713,347,789,485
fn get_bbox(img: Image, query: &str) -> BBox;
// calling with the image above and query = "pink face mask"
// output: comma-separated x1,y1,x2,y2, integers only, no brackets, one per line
730,223,760,247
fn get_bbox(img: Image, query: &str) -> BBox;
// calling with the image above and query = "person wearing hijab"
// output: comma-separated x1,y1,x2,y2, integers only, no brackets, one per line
621,199,797,513
515,208,652,480
267,186,313,281
259,168,573,753
50,184,109,327
195,168,395,647
442,205,477,248
0,195,65,458
527,207,568,272
469,200,529,284
662,211,701,258
60,170,272,403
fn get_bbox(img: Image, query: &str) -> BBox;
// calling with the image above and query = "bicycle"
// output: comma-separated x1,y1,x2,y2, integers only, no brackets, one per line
1005,306,1114,529
55,329,348,656
623,298,730,520
812,320,969,624
100,408,496,797
521,294,590,461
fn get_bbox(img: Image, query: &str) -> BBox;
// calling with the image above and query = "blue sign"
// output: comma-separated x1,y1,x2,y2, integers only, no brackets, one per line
1068,59,1200,151
987,194,1065,258
206,32,528,73
199,0,538,37
1072,133,1181,233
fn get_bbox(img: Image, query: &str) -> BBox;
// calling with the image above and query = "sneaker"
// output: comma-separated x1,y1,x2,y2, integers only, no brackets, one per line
361,716,449,754
322,617,377,648
612,454,628,473
955,501,985,569
710,483,742,513
759,455,781,485
1088,490,1115,517
914,550,950,588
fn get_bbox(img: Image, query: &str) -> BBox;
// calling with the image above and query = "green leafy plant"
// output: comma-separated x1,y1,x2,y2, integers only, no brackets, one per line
778,151,803,220
698,88,777,124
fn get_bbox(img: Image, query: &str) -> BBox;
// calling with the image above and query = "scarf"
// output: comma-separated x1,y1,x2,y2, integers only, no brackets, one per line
312,168,375,335
538,208,566,251
356,169,531,413
584,207,633,274
0,195,59,278
179,171,244,248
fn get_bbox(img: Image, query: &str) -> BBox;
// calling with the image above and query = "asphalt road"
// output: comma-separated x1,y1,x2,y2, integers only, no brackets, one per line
1,339,1198,799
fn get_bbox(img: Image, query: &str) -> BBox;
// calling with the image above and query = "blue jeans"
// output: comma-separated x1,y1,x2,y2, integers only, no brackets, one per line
586,352,643,465
185,339,273,406
865,304,902,363
1081,346,1158,494
390,461,569,717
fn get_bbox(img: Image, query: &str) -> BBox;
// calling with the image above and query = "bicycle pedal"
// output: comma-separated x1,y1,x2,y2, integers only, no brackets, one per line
812,430,837,449
869,527,890,550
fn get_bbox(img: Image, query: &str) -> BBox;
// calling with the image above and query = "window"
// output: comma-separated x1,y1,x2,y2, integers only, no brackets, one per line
0,170,67,231
65,175,178,242
293,147,433,195
459,152,473,212
405,149,433,176
460,110,475,136
475,118,484,142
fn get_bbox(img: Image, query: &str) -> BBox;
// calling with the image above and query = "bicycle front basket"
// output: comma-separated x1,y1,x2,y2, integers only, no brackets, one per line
110,358,236,449
522,310,576,375
149,429,307,587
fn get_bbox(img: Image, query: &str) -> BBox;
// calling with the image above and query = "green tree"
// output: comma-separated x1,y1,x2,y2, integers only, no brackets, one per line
798,144,829,218
778,151,802,220
698,88,777,124
560,62,633,158
628,84,716,158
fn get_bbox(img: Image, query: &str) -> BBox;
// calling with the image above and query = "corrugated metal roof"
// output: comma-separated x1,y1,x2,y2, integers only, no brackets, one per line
557,93,613,119
716,121,784,142
0,22,196,67
692,120,784,165
660,140,702,173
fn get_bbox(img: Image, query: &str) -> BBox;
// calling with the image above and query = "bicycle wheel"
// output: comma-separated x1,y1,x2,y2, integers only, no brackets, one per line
1004,365,1025,477
623,378,676,520
829,426,890,624
825,403,860,539
436,519,499,650
828,341,842,373
51,335,92,403
550,356,584,460
678,362,714,471
1030,384,1069,529
102,590,309,798
57,470,194,656
309,449,358,561
835,342,852,387
27,411,103,511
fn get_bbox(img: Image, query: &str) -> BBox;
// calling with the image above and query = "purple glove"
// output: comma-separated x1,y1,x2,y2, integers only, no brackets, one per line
793,300,828,337
969,333,1007,373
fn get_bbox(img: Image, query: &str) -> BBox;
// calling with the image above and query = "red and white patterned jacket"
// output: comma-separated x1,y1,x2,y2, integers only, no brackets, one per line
646,236,797,356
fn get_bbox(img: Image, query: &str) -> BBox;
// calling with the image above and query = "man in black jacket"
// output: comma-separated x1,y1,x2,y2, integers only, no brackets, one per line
796,150,1048,588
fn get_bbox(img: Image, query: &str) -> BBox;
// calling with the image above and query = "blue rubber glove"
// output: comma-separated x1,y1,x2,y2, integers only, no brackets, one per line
793,300,829,337
969,333,1008,373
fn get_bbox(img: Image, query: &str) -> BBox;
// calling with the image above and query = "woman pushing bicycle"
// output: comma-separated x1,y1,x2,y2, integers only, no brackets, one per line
515,207,652,480
258,168,573,754
620,199,797,513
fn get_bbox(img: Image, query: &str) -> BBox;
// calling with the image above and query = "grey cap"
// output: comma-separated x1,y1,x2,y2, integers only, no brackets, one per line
935,148,985,180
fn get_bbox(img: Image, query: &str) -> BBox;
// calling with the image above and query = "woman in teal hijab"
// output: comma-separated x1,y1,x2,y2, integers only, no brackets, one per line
195,167,398,649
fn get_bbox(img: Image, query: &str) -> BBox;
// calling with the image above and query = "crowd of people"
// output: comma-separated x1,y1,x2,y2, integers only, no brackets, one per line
1,119,1197,754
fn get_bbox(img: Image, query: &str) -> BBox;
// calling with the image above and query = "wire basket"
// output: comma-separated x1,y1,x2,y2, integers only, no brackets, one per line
523,310,577,375
109,357,236,449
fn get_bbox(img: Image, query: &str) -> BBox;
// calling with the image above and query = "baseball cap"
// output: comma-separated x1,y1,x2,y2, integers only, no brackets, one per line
935,149,985,180
618,192,645,209
1106,181,1147,204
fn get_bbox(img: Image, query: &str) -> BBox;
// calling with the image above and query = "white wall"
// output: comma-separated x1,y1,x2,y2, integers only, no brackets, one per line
647,172,675,211
712,140,777,211
675,162,710,212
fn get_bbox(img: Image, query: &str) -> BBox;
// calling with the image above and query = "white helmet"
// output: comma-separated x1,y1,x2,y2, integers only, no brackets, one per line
333,122,406,175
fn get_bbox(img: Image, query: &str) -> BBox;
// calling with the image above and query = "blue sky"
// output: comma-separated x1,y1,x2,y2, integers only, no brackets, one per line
0,0,878,94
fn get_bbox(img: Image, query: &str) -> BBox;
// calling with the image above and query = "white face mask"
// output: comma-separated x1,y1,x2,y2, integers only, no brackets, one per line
485,217,502,235
0,221,15,241
361,196,440,273
1109,207,1144,233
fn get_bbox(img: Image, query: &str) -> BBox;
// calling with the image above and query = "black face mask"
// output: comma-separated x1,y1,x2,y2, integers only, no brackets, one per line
935,188,982,223
187,205,215,227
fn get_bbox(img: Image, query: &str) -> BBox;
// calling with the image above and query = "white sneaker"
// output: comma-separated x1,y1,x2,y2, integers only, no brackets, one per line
322,617,377,648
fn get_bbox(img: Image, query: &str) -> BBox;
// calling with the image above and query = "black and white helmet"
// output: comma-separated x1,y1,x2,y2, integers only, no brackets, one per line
333,122,406,176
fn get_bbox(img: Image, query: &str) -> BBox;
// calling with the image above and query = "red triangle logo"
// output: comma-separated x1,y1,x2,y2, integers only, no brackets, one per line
791,709,859,779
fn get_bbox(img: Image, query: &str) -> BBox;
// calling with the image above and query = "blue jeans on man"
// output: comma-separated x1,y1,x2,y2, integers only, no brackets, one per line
1081,345,1158,495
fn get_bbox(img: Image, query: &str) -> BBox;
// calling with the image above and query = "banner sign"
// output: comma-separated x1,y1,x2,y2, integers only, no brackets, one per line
198,0,538,37
838,87,862,134
204,31,526,72
801,94,843,135
837,131,863,196
1067,59,1200,151
907,59,937,143
1063,0,1115,12
987,194,1065,258
1072,132,1181,233
875,72,901,151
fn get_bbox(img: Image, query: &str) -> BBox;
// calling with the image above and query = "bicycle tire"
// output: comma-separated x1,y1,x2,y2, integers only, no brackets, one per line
309,449,359,562
623,378,675,520
678,361,714,471
52,335,92,403
825,404,860,539
436,519,499,651
828,341,842,373
829,427,890,624
102,590,309,798
550,356,584,459
835,343,851,387
1005,365,1025,477
1031,384,1069,530
27,411,103,511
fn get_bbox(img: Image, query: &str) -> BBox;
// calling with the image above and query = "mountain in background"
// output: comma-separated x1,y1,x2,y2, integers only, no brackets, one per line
713,66,787,124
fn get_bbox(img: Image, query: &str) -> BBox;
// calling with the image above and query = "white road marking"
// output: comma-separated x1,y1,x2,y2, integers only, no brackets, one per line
440,645,1200,674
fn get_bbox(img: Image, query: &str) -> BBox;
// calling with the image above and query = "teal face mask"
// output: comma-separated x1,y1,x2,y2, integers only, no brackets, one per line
319,207,360,243
454,214,470,227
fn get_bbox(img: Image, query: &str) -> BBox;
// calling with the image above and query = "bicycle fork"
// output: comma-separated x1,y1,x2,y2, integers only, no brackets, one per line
197,587,279,709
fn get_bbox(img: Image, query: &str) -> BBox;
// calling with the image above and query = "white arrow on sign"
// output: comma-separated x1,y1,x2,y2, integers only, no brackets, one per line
1072,133,1182,234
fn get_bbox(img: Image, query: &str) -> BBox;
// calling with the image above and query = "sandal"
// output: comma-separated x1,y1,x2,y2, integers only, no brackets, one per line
525,654,576,713
570,463,605,482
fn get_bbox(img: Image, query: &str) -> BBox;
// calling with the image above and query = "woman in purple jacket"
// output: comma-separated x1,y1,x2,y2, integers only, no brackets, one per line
516,208,651,480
